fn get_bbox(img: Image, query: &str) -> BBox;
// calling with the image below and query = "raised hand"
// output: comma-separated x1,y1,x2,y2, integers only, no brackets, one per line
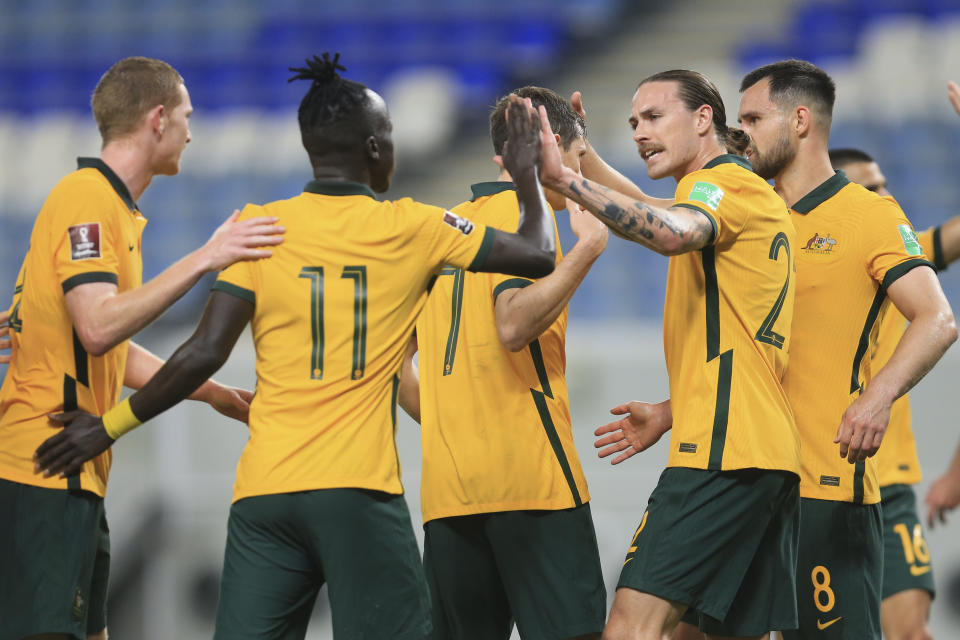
568,197,608,249
594,400,672,465
570,90,586,120
200,209,285,272
34,411,115,478
500,95,542,179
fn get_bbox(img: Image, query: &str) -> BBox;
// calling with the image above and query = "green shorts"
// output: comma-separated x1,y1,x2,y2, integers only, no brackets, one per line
423,503,606,639
880,483,935,600
214,488,431,640
0,478,110,640
617,467,799,636
781,498,883,640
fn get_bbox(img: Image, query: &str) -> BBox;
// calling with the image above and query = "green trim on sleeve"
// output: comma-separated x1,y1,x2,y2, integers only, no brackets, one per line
466,226,496,272
933,226,947,271
881,258,935,292
673,203,717,244
211,280,256,305
61,271,118,294
493,277,533,303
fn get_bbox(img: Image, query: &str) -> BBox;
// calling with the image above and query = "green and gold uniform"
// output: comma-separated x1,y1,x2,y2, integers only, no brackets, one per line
872,220,942,600
781,172,933,640
416,182,605,639
620,155,801,636
211,180,493,640
0,158,145,639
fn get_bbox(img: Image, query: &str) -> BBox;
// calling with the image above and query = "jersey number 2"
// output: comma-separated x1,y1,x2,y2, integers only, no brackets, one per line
755,232,791,349
299,265,367,381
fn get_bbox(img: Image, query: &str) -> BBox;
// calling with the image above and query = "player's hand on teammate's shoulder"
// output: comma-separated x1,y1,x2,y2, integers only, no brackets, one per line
925,468,960,529
204,384,254,424
199,209,286,272
948,80,960,117
594,400,672,465
34,410,114,479
567,197,607,252
833,390,890,463
0,309,10,365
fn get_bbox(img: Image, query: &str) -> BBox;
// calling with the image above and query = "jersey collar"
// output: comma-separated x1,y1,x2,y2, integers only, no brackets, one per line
470,181,516,201
77,157,138,212
790,170,850,214
702,153,752,171
303,180,377,199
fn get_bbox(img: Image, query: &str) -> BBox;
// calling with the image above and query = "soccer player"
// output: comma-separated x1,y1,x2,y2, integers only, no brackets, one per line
830,145,960,640
0,56,284,640
737,60,956,640
407,86,608,639
34,53,558,639
540,69,802,639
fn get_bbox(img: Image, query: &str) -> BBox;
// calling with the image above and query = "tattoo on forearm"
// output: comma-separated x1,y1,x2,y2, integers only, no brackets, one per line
568,179,710,248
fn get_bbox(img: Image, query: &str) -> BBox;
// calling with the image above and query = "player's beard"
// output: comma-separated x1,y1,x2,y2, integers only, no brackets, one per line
750,131,795,180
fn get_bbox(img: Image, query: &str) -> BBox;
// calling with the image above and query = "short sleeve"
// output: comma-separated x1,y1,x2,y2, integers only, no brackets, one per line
210,204,260,304
673,171,745,246
415,203,492,272
864,199,934,290
917,226,946,271
53,180,123,293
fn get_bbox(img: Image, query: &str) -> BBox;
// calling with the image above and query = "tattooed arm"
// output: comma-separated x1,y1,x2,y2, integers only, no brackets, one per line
534,107,713,255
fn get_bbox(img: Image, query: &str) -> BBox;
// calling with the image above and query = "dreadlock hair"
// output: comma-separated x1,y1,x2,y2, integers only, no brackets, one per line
740,59,836,132
639,70,751,156
288,53,373,155
829,148,874,170
490,86,585,155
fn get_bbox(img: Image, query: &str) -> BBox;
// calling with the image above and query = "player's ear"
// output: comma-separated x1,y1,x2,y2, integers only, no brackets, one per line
695,104,712,135
795,106,811,138
147,104,165,137
365,135,380,161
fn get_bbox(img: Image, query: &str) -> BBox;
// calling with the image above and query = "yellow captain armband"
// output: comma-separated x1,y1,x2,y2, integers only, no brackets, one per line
101,398,142,440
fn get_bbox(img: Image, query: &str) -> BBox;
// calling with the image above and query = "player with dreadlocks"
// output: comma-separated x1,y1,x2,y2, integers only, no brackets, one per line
34,52,557,639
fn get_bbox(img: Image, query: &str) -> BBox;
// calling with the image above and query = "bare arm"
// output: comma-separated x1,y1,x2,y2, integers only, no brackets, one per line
477,97,556,278
125,341,253,423
496,202,607,351
398,333,421,423
536,108,713,255
65,210,282,356
836,267,957,461
937,215,960,266
925,439,960,528
34,291,253,477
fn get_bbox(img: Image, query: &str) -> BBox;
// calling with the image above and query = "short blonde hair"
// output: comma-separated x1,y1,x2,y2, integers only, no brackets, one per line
91,57,184,143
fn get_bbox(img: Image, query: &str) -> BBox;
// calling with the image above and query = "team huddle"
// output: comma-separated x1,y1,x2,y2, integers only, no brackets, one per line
1,52,960,640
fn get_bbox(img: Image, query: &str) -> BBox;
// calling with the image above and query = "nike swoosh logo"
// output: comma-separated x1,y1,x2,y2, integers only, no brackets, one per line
817,616,841,630
910,565,932,576
128,245,135,251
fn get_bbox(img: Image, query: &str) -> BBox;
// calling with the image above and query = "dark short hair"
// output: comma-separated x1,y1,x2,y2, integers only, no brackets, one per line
91,57,183,143
288,53,373,155
740,59,836,123
829,148,874,169
640,69,750,155
490,86,584,155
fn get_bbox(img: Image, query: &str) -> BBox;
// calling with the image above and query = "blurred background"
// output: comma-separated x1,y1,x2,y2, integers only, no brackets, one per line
2,0,960,637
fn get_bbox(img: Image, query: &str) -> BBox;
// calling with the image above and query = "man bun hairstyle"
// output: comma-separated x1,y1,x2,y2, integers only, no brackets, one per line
740,59,836,129
640,70,750,156
91,56,183,144
490,86,585,155
289,52,371,154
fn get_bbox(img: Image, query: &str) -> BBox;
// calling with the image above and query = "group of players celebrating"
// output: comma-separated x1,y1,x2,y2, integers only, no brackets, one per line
1,50,960,640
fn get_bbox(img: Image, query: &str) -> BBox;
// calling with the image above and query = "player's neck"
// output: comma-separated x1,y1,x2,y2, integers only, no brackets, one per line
773,150,836,210
676,140,727,181
100,142,154,202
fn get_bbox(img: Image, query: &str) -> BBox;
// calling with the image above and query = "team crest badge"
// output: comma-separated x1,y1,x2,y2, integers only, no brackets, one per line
801,232,837,254
442,211,475,235
72,588,86,620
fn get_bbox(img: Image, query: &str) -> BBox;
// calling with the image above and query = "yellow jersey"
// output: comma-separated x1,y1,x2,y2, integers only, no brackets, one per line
213,180,493,502
664,155,800,475
416,182,588,523
873,224,942,487
0,158,147,497
785,172,933,504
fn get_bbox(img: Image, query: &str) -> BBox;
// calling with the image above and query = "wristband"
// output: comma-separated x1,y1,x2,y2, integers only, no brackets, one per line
101,398,142,439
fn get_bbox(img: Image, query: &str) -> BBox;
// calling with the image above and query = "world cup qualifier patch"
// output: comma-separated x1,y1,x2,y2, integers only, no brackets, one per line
688,182,724,210
443,211,475,235
898,224,922,256
68,223,101,260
